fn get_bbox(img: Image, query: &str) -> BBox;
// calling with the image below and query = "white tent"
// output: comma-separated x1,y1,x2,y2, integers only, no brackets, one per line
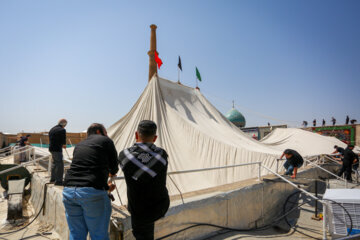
108,76,281,199
261,128,360,156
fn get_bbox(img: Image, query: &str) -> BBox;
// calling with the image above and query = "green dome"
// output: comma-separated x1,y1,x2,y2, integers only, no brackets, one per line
225,108,246,127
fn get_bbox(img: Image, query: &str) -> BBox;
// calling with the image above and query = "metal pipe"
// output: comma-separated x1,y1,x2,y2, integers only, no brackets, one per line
113,162,263,181
168,162,262,176
68,139,73,147
261,165,323,202
258,162,262,181
303,159,348,187
323,203,327,240
314,180,318,218
0,154,51,175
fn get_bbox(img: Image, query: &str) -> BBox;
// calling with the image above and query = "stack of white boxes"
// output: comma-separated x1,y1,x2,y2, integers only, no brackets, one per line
323,189,360,237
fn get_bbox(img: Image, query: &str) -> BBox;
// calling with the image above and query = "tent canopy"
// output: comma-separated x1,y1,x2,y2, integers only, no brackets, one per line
108,76,281,196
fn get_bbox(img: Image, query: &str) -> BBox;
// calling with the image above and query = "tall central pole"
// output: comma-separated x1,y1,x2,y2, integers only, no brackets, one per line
148,24,157,82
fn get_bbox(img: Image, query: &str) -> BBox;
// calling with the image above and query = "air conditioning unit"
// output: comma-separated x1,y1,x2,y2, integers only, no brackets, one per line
323,189,360,238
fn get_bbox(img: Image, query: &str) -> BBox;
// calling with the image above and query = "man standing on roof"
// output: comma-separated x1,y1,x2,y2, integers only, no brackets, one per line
313,119,316,127
280,149,304,179
18,134,30,147
18,134,31,162
338,144,359,182
118,120,170,240
63,123,119,240
49,119,67,185
331,117,336,126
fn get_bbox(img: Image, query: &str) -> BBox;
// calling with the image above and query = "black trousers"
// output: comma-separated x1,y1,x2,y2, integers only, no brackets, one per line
338,164,352,181
132,218,155,240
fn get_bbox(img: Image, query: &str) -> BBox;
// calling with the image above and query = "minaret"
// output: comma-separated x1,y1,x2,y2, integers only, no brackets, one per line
148,24,158,82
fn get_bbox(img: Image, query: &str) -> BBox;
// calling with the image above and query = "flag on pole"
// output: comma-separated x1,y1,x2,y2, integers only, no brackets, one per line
178,56,182,71
154,51,163,69
195,67,202,82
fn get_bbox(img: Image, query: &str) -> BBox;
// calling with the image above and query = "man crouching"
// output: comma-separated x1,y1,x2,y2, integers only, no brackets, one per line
118,120,170,240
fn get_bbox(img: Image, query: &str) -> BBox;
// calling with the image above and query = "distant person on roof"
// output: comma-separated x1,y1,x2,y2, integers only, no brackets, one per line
118,120,170,240
280,149,304,179
18,134,31,162
18,134,30,147
331,117,336,126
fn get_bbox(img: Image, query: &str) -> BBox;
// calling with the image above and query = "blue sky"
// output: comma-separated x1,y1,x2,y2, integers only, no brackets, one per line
0,0,359,133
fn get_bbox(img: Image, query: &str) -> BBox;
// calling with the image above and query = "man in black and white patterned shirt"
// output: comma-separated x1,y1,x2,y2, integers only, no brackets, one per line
118,120,169,240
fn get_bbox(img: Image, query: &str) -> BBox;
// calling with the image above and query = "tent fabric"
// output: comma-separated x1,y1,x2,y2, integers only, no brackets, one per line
261,128,360,156
107,76,282,203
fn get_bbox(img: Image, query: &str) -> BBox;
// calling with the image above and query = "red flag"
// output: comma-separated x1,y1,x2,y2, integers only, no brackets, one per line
154,51,163,69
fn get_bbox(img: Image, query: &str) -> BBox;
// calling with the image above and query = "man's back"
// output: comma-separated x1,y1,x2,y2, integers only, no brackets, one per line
286,149,304,166
119,143,169,222
19,136,28,147
343,148,356,166
49,125,66,152
64,134,118,190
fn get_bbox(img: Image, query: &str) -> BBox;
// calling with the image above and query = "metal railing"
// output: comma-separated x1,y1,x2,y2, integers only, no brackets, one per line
276,155,350,188
0,154,51,175
0,145,13,154
113,160,329,239
0,146,72,175
113,162,263,181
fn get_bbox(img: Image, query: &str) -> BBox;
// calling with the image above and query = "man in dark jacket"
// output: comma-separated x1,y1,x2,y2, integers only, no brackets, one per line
280,149,304,179
18,134,30,162
18,134,31,147
332,145,345,156
49,119,67,185
338,144,358,181
63,123,119,240
118,120,170,240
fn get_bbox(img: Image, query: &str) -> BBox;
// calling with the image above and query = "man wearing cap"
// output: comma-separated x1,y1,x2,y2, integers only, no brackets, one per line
49,119,67,185
338,144,358,181
280,149,304,179
118,120,170,240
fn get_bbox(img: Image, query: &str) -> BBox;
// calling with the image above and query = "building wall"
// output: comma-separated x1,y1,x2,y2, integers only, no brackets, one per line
242,125,287,140
0,133,18,147
17,132,87,145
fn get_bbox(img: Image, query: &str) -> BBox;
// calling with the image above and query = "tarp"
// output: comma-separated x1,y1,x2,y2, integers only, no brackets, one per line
108,76,281,203
261,128,360,156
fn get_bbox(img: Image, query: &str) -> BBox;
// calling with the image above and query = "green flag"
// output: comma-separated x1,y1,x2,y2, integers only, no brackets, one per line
195,67,202,82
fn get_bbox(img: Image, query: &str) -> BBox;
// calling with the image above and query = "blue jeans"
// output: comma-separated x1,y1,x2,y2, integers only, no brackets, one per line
284,161,302,175
63,187,112,240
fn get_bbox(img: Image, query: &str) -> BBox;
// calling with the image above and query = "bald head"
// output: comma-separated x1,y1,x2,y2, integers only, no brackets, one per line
58,119,68,128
